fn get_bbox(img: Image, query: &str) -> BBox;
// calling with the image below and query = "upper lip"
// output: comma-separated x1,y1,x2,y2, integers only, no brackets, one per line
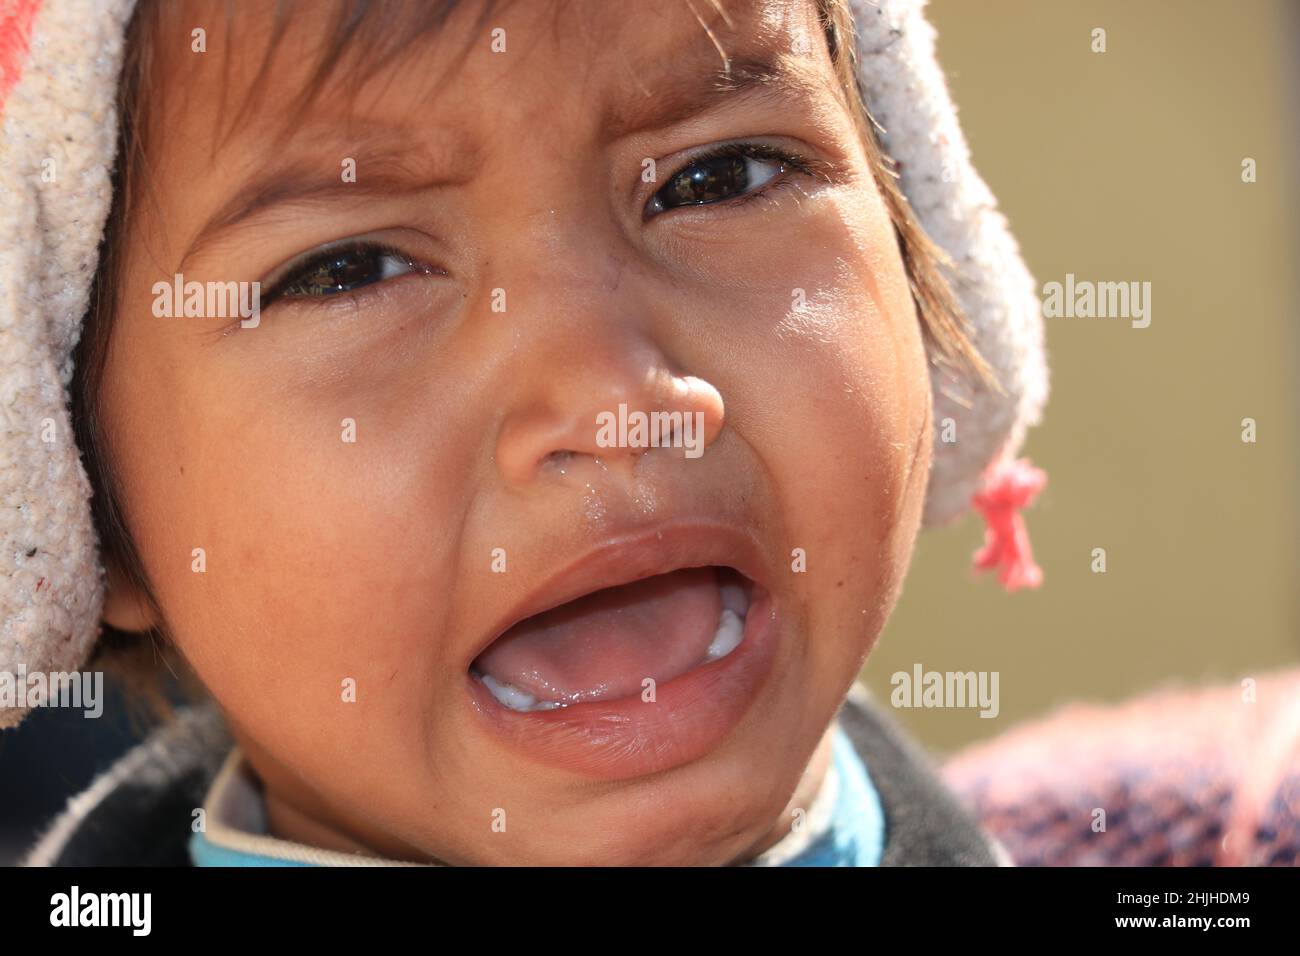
466,519,770,670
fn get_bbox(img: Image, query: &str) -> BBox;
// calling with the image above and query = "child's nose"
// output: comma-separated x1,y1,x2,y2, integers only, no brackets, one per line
494,353,725,488
483,193,723,488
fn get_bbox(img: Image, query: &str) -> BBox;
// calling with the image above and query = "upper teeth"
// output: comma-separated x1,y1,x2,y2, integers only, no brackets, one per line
479,583,751,713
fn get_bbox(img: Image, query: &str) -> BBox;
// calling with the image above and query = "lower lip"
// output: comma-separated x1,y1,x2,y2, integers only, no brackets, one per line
464,589,781,780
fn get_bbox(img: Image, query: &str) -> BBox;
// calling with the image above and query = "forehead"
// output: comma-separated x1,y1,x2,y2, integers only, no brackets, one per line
143,0,835,148
126,0,850,271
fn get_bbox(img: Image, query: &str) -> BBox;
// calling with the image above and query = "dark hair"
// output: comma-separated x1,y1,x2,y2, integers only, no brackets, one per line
73,0,988,725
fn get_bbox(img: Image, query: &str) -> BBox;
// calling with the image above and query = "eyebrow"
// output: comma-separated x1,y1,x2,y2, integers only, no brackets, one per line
603,48,817,140
177,135,474,271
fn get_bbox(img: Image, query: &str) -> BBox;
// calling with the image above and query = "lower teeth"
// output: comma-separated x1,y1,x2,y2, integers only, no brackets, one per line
478,589,750,713
703,608,744,662
479,674,540,711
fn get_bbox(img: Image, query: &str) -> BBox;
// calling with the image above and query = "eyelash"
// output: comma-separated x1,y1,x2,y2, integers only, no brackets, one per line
260,241,433,307
646,141,824,218
258,142,822,308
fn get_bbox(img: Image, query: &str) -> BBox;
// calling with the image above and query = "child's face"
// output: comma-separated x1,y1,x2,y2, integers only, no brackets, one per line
99,0,932,864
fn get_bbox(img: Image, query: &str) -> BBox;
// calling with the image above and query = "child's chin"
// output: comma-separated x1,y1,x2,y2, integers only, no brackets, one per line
462,799,786,867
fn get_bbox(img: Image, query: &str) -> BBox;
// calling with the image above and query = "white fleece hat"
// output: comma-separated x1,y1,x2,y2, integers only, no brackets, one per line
0,0,1047,729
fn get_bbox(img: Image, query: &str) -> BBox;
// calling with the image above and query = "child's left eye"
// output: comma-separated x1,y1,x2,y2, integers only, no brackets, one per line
646,143,809,217
262,243,433,305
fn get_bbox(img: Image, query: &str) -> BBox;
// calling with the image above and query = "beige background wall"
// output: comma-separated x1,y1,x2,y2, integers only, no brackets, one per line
863,0,1299,752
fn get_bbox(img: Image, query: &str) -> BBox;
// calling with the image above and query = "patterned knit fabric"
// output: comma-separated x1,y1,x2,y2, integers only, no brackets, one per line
942,670,1300,866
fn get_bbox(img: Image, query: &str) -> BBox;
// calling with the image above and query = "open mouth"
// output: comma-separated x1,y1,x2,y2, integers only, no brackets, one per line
470,567,758,713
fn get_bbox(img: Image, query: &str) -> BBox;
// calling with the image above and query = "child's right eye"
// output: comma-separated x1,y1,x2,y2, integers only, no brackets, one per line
261,242,435,306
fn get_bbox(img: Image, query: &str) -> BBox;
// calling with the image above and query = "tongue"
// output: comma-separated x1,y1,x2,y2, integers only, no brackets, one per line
474,567,723,704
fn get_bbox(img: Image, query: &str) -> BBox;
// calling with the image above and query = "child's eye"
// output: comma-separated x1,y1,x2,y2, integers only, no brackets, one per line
646,143,810,217
262,242,433,305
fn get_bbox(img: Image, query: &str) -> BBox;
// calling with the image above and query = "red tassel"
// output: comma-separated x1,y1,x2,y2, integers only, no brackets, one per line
0,0,43,110
971,457,1046,592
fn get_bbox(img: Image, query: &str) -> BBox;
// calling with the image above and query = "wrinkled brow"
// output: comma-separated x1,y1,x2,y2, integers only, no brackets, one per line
177,131,477,270
177,43,819,269
603,48,821,140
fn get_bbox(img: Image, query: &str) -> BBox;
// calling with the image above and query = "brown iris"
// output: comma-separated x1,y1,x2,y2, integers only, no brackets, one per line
657,154,751,209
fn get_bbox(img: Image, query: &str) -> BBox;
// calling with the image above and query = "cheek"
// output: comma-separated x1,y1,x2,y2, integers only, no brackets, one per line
680,185,932,653
97,309,484,770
